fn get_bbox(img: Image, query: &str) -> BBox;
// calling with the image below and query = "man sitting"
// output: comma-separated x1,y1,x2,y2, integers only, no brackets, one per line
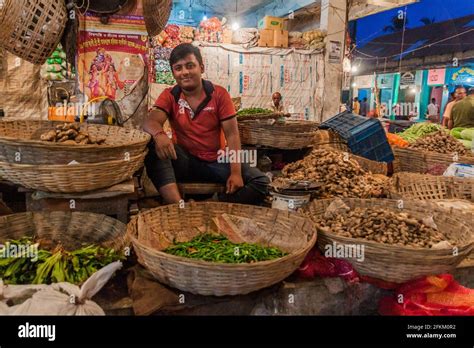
143,44,269,205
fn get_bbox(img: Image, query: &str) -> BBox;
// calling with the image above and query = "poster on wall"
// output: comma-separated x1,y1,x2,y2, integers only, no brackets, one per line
77,13,148,101
328,41,342,64
427,68,446,86
400,71,415,88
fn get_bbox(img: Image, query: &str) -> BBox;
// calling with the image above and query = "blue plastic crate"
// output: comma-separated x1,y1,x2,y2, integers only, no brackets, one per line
320,111,369,140
320,111,394,163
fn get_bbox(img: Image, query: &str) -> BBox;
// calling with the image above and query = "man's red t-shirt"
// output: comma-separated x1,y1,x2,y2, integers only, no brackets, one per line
154,80,236,162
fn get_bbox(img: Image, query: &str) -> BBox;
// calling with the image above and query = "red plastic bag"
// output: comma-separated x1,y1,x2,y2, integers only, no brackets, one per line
379,274,474,316
296,248,359,283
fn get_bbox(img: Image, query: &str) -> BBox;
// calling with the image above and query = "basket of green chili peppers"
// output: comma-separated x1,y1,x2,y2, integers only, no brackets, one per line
128,202,317,296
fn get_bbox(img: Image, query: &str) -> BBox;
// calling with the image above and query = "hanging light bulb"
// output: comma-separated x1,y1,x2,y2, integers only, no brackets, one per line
232,21,240,31
202,0,207,21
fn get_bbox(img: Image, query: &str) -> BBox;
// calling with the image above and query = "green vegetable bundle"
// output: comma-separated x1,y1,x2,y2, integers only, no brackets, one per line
237,108,273,116
450,128,474,148
164,234,287,263
0,238,124,285
397,123,443,143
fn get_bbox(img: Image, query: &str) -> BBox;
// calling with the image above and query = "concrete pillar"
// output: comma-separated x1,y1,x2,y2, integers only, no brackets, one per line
320,0,347,121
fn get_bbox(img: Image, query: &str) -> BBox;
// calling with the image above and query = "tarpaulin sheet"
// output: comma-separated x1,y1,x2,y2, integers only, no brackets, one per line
149,44,324,121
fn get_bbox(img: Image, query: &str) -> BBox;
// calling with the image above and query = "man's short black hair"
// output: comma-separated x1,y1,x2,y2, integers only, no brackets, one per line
431,98,436,102
169,43,204,67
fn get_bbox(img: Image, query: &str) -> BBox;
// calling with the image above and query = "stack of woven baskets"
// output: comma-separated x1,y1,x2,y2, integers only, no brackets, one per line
0,120,150,192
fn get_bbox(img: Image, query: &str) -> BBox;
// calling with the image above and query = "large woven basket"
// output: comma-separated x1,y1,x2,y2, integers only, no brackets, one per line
312,129,349,152
128,202,317,296
393,147,474,175
351,154,388,175
239,120,319,149
0,151,147,193
390,172,474,201
0,0,67,65
0,211,127,250
0,120,150,164
303,198,473,283
143,0,172,37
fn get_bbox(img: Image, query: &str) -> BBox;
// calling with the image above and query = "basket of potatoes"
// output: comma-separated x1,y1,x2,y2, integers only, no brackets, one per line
0,120,150,164
301,198,474,283
0,120,150,192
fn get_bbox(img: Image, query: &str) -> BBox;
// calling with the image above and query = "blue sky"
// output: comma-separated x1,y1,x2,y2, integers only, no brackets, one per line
355,0,474,46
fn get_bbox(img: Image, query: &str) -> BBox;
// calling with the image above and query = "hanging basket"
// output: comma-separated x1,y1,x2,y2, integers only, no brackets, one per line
143,0,172,37
0,0,67,65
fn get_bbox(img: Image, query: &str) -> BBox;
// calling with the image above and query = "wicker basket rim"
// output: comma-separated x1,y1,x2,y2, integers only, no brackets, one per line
306,198,474,250
395,146,474,159
0,151,146,169
130,232,317,268
0,122,151,149
317,229,474,252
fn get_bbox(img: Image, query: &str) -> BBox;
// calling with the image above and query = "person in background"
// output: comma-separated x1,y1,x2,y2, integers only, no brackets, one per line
360,97,368,116
450,87,474,129
352,97,360,115
143,43,269,205
270,92,285,113
442,87,466,127
427,98,440,123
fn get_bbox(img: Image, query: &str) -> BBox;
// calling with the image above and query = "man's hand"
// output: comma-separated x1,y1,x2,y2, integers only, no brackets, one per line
226,173,244,194
154,134,177,160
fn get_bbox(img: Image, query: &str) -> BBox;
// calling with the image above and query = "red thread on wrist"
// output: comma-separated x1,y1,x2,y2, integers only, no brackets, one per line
153,130,167,138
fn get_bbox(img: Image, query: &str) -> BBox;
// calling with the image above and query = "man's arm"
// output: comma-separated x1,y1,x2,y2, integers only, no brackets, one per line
221,117,244,194
143,108,177,160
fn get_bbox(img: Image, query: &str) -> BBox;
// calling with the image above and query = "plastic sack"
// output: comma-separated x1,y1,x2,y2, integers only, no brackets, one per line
45,64,65,73
443,163,474,178
296,248,359,282
231,28,258,45
379,274,474,316
0,261,122,315
200,17,222,31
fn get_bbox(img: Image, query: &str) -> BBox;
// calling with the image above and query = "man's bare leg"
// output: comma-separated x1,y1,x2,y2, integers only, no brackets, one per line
159,183,182,204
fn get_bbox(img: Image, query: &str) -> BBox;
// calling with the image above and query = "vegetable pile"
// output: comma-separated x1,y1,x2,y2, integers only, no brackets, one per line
0,237,124,284
40,123,106,145
451,128,474,149
310,208,449,248
163,234,287,263
386,133,409,148
272,149,389,198
397,123,442,143
409,130,469,156
237,108,273,116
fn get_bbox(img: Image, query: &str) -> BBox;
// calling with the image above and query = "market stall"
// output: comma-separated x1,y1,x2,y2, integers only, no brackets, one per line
0,0,473,327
